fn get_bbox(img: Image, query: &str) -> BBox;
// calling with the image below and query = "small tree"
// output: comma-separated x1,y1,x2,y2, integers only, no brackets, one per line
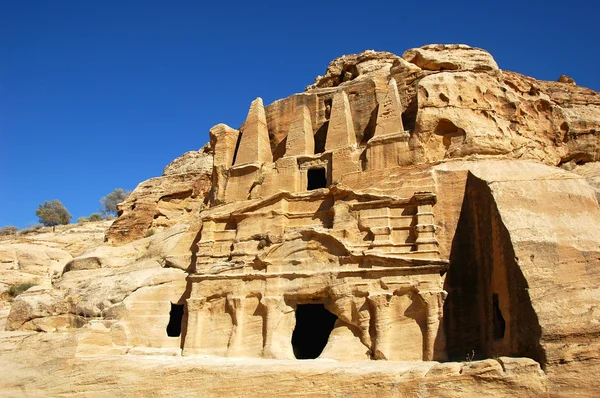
100,188,130,218
35,200,72,228
88,213,102,222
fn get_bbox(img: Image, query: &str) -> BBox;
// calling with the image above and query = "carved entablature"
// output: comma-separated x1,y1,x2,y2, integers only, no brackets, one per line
187,187,447,361
196,188,441,271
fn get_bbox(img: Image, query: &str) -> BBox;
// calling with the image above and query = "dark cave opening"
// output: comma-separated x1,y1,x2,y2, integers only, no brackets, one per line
307,168,327,190
166,303,184,337
291,304,337,359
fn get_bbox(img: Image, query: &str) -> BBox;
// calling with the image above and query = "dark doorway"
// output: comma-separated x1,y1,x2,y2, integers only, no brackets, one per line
166,303,184,337
291,304,337,359
307,168,327,190
493,293,506,340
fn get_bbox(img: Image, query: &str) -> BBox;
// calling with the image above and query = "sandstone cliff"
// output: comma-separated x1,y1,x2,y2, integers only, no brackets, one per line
2,44,600,397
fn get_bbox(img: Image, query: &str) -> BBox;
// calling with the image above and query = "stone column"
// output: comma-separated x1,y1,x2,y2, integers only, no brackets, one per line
414,192,438,253
210,123,240,204
325,91,356,151
419,291,447,361
261,296,294,359
210,123,240,169
285,104,314,156
373,78,404,137
182,298,206,356
368,294,392,360
234,97,272,165
226,295,245,357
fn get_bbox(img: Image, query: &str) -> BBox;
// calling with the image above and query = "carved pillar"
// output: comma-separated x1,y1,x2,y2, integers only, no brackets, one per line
373,77,404,137
226,295,245,357
234,97,272,165
325,91,356,151
368,294,392,360
414,192,438,253
182,298,206,355
285,104,314,156
419,291,448,361
261,296,285,359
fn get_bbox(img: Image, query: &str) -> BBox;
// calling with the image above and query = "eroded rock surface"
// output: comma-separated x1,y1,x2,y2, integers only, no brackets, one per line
2,44,600,397
162,142,213,176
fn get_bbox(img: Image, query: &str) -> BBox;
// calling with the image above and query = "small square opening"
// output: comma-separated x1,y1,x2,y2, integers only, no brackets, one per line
307,168,327,190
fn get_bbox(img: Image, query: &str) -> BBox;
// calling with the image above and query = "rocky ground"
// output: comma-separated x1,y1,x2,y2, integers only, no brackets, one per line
0,221,111,304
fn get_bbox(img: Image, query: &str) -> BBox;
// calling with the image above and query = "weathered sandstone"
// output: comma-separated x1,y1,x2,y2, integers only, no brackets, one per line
162,142,213,176
402,44,500,71
2,44,600,397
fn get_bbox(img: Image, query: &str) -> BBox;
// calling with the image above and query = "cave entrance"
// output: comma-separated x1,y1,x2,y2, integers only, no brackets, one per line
307,168,327,190
166,303,184,337
291,304,337,359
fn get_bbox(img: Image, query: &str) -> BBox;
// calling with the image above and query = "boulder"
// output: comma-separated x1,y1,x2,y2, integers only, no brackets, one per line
402,44,499,71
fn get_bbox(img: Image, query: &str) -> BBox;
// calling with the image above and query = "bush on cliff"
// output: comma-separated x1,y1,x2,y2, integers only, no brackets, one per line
7,282,36,298
35,200,72,227
100,188,130,218
0,226,18,235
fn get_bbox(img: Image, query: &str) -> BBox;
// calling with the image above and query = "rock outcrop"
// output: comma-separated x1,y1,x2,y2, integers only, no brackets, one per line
162,143,213,176
106,156,212,245
2,44,600,397
402,44,500,71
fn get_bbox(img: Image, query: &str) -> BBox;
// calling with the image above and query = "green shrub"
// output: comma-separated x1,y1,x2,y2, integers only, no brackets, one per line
8,282,36,298
0,226,18,235
145,229,155,237
88,213,102,222
36,200,72,226
78,213,102,224
19,225,43,235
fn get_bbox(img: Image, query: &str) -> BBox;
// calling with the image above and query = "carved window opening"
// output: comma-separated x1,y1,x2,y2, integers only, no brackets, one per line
307,168,327,190
324,98,333,119
291,304,337,359
224,220,237,230
492,293,506,340
166,303,184,337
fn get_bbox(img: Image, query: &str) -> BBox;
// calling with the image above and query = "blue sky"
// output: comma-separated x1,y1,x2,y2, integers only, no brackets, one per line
1,1,599,228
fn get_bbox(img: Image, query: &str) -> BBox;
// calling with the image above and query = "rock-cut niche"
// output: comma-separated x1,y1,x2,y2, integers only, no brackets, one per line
443,172,545,367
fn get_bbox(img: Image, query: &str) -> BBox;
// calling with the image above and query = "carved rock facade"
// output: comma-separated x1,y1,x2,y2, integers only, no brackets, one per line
5,44,600,396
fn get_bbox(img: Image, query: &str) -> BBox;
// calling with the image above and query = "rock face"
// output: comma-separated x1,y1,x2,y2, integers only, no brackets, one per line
402,44,500,71
2,44,600,396
162,143,213,176
105,143,213,245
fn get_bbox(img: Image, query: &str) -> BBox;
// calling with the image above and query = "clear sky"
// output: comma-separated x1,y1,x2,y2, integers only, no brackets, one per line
1,0,599,228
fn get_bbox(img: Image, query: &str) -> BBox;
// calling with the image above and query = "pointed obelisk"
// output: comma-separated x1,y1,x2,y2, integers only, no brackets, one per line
234,97,272,165
373,78,404,137
325,91,356,151
285,104,314,156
